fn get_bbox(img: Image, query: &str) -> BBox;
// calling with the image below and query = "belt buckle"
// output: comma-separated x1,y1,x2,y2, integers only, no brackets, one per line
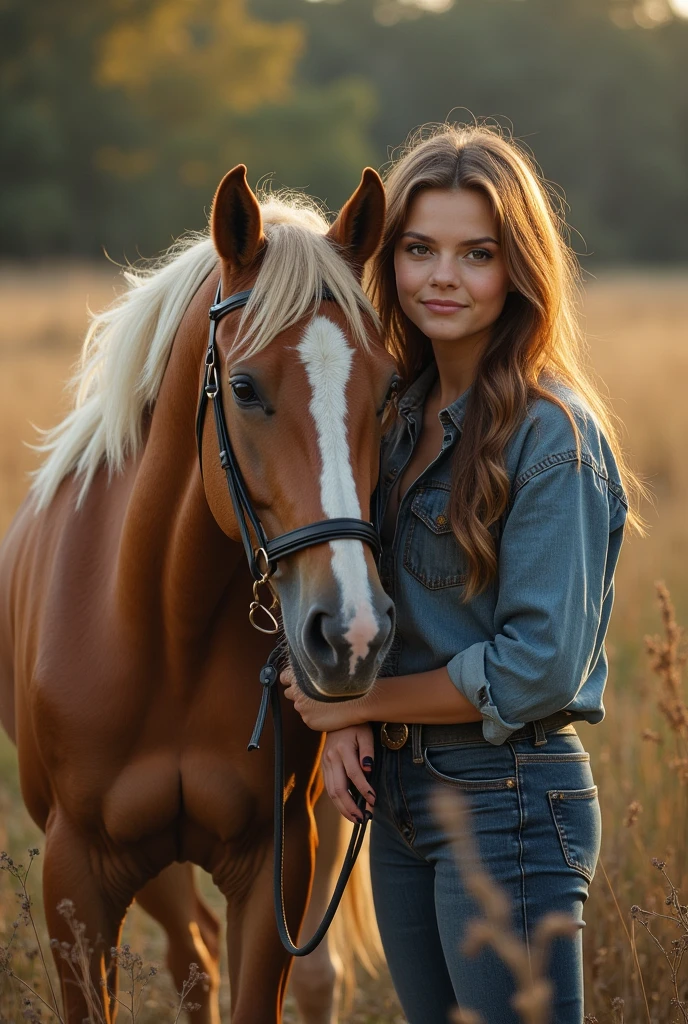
381,722,409,750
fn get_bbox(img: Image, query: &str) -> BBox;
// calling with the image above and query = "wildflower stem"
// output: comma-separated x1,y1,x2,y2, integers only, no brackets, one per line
629,918,653,1024
6,968,65,1022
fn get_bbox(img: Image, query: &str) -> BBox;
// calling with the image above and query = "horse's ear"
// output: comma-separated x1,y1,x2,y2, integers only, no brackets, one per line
211,165,265,269
327,168,386,277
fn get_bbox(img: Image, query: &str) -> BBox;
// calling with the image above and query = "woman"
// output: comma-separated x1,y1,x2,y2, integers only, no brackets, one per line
282,125,641,1022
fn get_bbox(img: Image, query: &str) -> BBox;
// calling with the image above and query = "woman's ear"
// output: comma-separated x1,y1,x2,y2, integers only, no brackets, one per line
327,168,386,278
211,165,265,269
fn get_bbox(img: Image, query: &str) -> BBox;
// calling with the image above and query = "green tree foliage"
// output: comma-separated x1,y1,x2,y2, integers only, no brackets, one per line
0,0,376,258
252,0,688,263
1,0,686,260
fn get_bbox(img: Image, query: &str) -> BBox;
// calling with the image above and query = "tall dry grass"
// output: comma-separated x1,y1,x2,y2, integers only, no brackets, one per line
0,262,687,1022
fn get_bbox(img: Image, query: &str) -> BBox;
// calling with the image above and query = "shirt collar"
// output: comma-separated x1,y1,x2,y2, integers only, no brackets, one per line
397,361,472,432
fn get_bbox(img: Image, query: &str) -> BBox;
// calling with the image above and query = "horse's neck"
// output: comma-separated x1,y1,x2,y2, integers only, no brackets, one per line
117,281,242,644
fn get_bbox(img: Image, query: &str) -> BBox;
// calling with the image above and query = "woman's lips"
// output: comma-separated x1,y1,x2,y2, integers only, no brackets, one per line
421,300,468,314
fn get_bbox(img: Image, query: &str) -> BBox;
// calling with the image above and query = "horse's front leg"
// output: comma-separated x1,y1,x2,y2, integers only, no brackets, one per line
216,804,314,1024
42,810,144,1024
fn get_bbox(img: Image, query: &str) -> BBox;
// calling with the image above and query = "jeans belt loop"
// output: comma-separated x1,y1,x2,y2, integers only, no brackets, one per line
411,724,423,764
533,719,547,747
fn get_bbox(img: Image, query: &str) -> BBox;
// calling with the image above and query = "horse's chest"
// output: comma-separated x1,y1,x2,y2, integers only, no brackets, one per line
101,753,183,844
100,750,258,849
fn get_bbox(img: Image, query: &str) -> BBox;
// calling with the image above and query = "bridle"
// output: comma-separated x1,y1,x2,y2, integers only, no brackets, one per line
195,276,380,956
195,279,381,633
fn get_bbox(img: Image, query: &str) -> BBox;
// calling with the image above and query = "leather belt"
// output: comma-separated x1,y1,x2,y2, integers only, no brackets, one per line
380,710,581,751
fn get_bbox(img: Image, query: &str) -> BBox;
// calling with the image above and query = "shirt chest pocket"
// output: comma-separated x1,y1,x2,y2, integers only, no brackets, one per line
403,484,467,590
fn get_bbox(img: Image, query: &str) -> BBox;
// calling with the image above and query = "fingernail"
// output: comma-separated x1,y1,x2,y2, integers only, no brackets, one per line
364,810,373,822
368,791,376,801
356,814,365,824
362,757,374,769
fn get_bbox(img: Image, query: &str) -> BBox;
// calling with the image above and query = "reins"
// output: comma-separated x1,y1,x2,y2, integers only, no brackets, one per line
195,277,378,955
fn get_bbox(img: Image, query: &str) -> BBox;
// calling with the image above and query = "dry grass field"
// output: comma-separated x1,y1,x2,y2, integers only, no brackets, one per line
0,262,687,1022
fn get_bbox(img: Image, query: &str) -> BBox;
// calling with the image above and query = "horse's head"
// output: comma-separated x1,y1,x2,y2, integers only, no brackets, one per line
200,165,396,700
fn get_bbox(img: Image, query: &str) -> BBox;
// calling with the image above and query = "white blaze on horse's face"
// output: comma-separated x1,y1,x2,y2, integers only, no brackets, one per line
298,316,380,680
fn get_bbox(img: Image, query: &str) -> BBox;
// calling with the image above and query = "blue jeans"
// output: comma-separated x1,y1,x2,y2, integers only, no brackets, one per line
369,725,601,1024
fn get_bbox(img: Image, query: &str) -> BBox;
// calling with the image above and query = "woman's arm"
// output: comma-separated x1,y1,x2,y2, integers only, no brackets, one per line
445,457,626,743
281,665,482,733
358,668,483,724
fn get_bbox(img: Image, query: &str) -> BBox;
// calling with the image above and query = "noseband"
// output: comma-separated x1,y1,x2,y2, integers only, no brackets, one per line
195,276,379,957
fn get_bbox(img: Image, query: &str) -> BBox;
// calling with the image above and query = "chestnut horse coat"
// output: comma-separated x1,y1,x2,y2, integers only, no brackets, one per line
0,166,394,1023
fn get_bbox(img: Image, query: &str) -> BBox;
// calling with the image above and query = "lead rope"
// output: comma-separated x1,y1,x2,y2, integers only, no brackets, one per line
248,648,370,956
197,275,375,955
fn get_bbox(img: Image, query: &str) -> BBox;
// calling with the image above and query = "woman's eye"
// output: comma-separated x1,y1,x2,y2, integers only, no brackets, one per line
230,379,259,405
407,244,430,256
466,248,492,261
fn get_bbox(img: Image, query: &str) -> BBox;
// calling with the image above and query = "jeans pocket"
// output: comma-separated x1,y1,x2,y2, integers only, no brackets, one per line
548,786,601,883
423,747,517,791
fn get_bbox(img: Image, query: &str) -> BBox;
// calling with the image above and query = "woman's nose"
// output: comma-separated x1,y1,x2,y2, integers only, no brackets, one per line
429,257,460,288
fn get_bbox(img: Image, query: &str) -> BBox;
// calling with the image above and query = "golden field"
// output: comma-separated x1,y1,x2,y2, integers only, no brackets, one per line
0,263,687,1022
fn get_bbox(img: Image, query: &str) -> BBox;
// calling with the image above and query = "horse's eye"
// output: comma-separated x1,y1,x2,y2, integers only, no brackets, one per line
230,378,259,405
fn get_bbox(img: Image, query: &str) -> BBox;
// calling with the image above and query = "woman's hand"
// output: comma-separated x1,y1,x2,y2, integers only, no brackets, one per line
280,667,376,821
321,725,376,823
280,667,363,732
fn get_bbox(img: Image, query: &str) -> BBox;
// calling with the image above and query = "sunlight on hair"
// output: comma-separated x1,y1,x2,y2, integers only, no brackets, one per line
30,193,378,511
236,191,378,359
369,121,646,599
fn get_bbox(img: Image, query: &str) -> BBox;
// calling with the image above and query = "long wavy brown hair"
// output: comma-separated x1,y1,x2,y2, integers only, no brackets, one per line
369,124,644,599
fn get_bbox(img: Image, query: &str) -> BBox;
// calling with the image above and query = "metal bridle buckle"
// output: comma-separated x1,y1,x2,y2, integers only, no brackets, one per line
254,546,273,580
204,360,219,399
380,722,409,750
248,548,280,634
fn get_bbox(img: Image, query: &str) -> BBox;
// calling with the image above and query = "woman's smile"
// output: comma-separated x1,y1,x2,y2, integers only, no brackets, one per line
421,298,469,314
393,187,512,352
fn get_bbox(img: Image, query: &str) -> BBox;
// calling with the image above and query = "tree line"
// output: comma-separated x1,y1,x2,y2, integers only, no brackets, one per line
1,0,686,263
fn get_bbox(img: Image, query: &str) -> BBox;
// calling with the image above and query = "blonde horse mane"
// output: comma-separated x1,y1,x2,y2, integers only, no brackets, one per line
31,192,379,511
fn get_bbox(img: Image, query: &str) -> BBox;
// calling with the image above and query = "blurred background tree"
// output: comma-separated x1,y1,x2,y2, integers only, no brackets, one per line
0,0,686,262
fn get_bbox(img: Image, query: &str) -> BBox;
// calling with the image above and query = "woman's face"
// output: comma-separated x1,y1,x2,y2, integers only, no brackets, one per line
393,187,512,348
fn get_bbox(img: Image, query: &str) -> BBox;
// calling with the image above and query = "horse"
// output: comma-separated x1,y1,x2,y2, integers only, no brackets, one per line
0,164,396,1023
133,794,383,1024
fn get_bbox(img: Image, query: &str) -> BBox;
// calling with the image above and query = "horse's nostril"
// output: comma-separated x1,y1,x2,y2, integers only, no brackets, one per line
302,608,339,669
301,598,393,680
382,596,394,633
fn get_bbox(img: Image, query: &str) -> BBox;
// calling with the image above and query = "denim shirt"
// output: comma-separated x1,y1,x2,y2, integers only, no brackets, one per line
376,363,628,745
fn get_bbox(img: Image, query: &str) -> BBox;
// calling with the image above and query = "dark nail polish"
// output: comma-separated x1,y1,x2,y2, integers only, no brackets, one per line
364,810,373,822
362,756,374,769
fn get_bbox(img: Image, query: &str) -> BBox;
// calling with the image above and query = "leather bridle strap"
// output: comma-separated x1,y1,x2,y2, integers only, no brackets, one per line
195,275,378,956
195,279,380,581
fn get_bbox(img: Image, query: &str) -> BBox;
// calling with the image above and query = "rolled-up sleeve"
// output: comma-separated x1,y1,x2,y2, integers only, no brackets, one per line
446,456,624,744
